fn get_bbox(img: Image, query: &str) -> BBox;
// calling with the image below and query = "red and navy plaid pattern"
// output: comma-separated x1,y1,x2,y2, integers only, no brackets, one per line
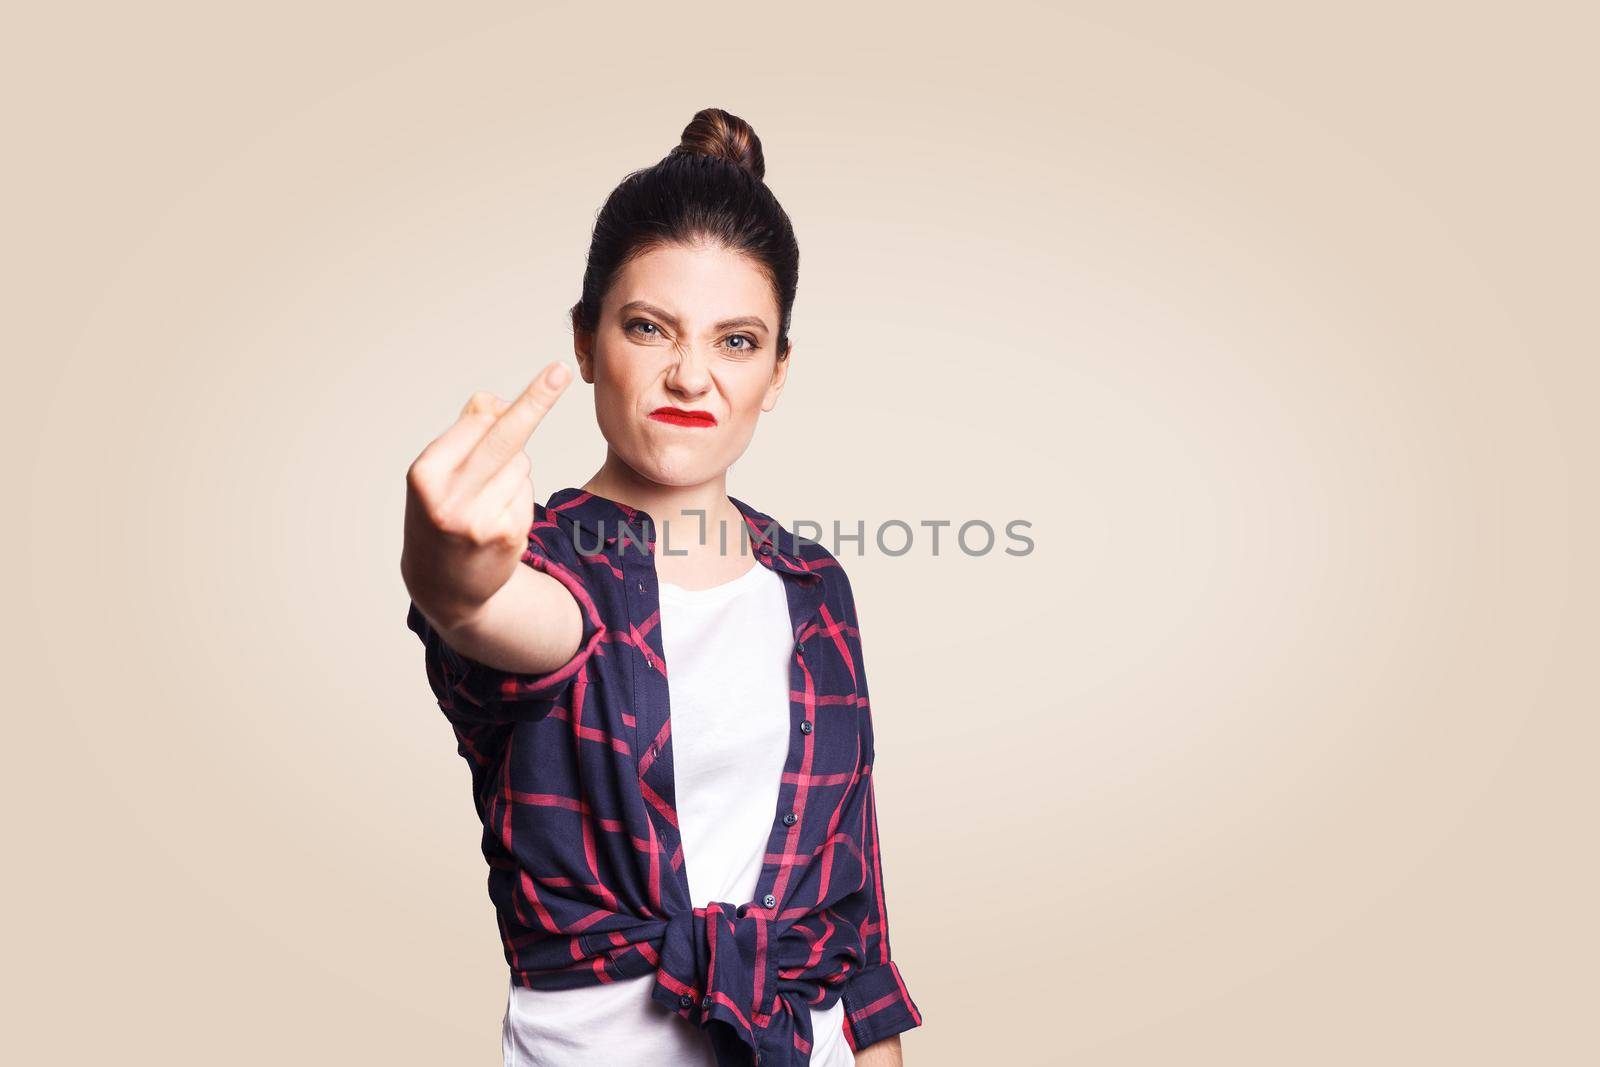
405,486,922,1066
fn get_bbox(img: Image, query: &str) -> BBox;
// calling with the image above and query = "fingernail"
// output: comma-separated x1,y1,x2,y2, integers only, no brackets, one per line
547,362,570,386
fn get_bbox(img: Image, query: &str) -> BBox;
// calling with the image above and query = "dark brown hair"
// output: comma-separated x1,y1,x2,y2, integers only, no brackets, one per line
570,108,799,360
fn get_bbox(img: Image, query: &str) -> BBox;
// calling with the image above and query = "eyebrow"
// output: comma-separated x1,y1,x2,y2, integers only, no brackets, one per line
618,300,771,335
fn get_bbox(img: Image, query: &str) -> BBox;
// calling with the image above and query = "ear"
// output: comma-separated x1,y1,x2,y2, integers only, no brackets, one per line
573,326,596,383
761,340,791,412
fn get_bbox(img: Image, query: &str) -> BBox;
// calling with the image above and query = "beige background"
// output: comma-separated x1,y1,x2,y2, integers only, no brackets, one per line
5,1,1595,1063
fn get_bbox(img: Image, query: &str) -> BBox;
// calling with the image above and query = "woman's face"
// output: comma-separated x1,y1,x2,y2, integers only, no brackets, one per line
575,240,790,488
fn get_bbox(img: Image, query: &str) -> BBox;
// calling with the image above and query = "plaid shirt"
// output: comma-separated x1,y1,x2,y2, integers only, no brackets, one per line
405,486,922,1066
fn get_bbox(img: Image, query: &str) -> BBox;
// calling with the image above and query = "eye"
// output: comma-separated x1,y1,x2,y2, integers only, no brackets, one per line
725,334,759,352
625,319,662,338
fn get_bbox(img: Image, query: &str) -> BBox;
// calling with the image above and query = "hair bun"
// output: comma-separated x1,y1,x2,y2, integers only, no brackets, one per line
672,107,765,181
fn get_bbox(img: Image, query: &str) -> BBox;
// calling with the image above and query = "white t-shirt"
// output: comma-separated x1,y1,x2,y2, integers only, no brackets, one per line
501,560,851,1067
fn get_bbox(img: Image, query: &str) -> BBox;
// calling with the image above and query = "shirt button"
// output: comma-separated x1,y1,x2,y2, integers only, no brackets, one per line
636,580,644,593
796,641,805,652
762,893,776,908
782,811,797,826
678,993,693,1009
799,720,813,734
701,994,712,1009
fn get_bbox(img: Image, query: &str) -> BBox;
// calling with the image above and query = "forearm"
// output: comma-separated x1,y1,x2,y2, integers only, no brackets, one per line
408,560,582,676
854,1033,903,1067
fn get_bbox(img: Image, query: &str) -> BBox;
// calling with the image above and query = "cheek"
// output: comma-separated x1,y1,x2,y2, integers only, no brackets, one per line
594,359,649,412
732,376,774,415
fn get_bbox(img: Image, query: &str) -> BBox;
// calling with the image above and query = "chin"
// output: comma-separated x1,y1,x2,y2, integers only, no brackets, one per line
621,446,725,489
649,464,723,488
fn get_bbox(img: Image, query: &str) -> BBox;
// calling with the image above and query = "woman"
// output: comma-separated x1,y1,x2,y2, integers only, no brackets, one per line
401,108,921,1067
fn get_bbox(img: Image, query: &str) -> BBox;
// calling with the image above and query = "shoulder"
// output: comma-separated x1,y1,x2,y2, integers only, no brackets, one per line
523,500,607,601
731,495,860,614
798,532,857,606
527,500,580,563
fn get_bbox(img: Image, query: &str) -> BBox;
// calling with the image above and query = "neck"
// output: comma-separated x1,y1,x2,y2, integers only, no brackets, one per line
580,452,742,555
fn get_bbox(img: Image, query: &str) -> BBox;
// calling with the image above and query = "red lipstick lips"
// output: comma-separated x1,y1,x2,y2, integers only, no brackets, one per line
649,407,718,427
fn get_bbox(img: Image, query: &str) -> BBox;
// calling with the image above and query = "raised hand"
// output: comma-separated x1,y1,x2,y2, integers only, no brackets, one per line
402,360,574,627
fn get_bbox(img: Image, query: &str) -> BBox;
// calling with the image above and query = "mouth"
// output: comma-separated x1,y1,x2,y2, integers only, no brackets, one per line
648,407,718,428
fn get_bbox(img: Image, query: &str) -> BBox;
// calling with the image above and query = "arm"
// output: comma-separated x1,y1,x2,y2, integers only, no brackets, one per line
839,759,922,1057
405,509,605,726
410,535,581,652
401,365,602,725
835,571,923,1057
855,1033,903,1067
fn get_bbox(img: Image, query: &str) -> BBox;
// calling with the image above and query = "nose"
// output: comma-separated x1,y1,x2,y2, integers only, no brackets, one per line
664,344,712,400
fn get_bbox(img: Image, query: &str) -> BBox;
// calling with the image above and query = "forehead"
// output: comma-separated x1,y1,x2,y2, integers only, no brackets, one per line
605,241,777,324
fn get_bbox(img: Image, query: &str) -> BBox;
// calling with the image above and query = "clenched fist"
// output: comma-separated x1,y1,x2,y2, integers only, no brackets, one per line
402,360,574,629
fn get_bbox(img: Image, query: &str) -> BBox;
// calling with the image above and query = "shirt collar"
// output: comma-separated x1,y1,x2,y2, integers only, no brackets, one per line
543,486,819,579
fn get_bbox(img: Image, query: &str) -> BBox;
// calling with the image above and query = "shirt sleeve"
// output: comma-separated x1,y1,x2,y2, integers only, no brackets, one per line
404,505,605,726
834,568,924,1053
